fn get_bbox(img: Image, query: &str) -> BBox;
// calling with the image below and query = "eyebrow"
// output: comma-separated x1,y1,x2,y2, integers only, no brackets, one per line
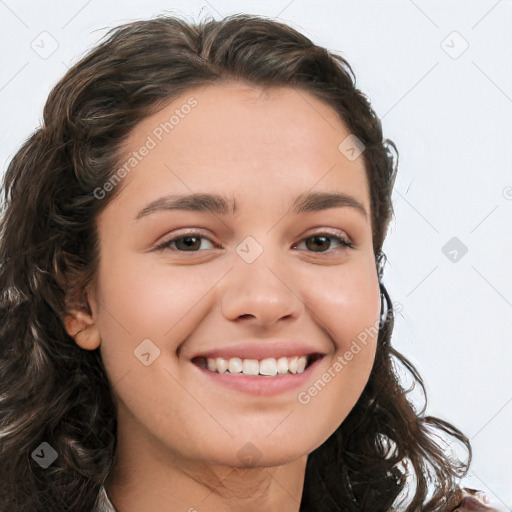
134,191,368,221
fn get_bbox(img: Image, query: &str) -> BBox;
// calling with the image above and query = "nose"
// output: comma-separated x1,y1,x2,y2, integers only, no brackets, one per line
219,250,305,328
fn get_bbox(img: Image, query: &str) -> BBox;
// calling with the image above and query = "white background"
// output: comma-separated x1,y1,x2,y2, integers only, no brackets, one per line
0,0,511,509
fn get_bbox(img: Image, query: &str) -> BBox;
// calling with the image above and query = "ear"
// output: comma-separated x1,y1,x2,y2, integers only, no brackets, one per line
64,290,101,351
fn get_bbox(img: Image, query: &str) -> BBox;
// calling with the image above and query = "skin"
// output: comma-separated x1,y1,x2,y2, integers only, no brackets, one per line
65,82,381,512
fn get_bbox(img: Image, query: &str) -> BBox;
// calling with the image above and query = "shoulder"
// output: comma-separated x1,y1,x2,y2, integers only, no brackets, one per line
450,487,498,511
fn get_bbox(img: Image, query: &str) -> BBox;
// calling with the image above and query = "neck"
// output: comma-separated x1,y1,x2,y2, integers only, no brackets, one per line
104,405,308,512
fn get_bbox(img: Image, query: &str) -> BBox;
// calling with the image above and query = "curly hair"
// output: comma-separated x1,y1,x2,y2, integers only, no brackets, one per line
0,12,471,512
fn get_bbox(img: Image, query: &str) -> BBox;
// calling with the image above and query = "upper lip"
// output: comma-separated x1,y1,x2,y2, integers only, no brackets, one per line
190,340,327,361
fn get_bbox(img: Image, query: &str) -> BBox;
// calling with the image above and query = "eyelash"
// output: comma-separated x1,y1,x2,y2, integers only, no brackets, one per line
154,229,354,254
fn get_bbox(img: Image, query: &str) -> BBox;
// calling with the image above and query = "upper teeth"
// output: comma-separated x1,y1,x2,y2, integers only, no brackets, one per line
205,356,309,376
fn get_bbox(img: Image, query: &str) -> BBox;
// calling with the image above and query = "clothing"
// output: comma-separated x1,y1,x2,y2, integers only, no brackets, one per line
451,488,498,511
95,485,119,512
94,485,498,511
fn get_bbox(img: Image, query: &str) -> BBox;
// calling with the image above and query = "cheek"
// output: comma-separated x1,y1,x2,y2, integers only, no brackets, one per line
290,258,380,429
94,255,218,379
304,257,381,351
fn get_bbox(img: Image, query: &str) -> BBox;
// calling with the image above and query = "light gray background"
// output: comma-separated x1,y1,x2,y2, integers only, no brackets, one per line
0,0,510,509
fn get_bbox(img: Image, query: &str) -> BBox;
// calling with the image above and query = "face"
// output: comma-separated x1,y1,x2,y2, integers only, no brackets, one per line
74,82,381,469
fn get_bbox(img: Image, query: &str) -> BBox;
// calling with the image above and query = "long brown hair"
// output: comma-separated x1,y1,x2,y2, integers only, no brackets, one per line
0,13,471,511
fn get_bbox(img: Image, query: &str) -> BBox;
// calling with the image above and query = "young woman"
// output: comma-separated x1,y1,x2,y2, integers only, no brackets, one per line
0,13,497,512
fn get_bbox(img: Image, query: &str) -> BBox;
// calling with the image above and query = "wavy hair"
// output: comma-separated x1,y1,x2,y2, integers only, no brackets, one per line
0,13,471,511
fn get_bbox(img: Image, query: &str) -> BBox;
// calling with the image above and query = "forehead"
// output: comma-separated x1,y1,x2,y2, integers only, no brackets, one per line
110,82,370,218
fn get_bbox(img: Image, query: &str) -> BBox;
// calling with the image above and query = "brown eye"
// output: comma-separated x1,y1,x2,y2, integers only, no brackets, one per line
305,235,331,252
295,232,353,254
155,232,217,252
172,236,203,251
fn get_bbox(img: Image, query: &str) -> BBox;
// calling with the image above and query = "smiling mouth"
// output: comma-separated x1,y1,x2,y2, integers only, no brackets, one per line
191,353,323,377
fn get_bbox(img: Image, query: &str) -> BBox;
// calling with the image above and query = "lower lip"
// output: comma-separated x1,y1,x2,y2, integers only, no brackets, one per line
191,356,325,397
